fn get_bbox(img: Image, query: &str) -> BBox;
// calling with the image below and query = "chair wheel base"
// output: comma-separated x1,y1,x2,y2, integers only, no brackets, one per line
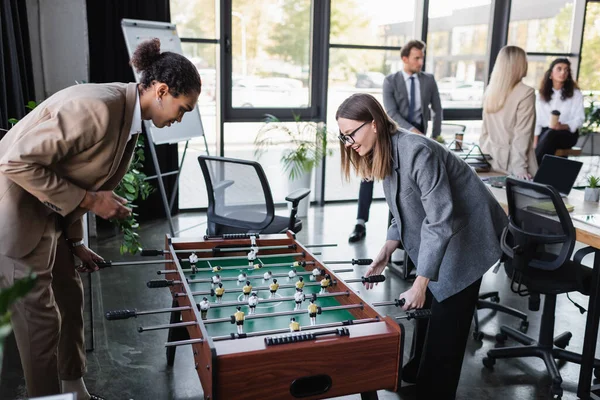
473,331,484,341
519,320,529,333
491,295,500,303
550,384,563,399
495,332,508,343
482,356,496,369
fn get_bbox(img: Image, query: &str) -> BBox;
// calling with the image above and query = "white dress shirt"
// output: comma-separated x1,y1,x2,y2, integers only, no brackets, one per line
401,70,422,125
128,88,142,141
535,88,584,136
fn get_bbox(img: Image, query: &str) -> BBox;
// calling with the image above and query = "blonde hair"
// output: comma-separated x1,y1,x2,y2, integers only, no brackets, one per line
336,93,397,181
483,46,528,114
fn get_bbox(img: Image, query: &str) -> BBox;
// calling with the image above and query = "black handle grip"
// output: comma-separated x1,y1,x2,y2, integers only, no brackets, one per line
362,275,386,283
396,298,406,307
141,249,164,256
352,258,373,265
146,279,173,288
105,309,136,320
96,261,112,268
406,309,432,320
204,233,260,240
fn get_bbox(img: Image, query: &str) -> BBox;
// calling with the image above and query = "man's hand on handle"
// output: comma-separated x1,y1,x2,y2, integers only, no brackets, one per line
72,245,104,273
80,190,131,220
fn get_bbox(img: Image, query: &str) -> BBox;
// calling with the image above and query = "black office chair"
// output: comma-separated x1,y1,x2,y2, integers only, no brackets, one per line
197,155,310,235
482,177,600,399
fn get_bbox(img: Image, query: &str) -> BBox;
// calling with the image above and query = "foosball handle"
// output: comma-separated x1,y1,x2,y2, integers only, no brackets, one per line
105,309,137,320
204,233,260,240
361,275,386,283
396,298,406,307
147,279,174,288
406,309,432,320
352,258,373,265
96,261,112,269
140,249,164,256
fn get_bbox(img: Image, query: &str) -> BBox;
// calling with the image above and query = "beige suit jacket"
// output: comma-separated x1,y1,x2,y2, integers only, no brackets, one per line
480,82,538,177
0,83,139,258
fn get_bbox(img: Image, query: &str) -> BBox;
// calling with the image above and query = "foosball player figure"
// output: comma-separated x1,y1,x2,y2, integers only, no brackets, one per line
199,296,210,320
242,280,253,300
288,269,297,278
253,262,263,270
311,268,321,281
248,292,259,315
189,253,199,274
215,283,225,303
294,288,304,310
212,265,223,273
238,272,247,282
295,276,305,290
263,270,272,281
289,317,301,332
211,273,221,285
269,279,279,298
234,306,245,334
293,261,302,267
247,248,257,268
320,274,331,294
307,299,318,326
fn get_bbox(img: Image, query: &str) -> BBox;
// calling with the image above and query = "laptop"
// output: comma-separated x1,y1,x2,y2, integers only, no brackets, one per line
524,154,583,199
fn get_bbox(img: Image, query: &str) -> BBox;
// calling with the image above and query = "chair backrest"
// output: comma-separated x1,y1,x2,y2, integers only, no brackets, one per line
501,177,576,275
197,155,275,234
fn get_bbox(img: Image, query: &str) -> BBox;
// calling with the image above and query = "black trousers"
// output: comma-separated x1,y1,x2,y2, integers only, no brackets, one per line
356,122,424,222
535,127,579,165
407,277,482,399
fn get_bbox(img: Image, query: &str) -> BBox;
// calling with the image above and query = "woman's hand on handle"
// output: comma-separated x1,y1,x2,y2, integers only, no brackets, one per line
364,240,400,290
398,276,430,311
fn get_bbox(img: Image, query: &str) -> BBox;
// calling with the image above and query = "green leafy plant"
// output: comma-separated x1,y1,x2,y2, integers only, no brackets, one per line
254,113,333,180
113,135,155,255
8,101,38,127
588,175,600,189
581,93,600,136
0,274,37,371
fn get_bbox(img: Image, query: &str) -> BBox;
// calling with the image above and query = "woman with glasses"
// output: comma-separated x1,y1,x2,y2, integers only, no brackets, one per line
337,93,507,399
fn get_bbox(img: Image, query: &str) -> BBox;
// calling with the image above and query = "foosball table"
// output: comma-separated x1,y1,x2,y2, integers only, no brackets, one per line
104,232,429,400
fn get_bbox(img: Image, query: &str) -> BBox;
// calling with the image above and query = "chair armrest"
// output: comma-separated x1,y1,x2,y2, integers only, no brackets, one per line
574,246,596,265
213,180,235,192
285,188,311,207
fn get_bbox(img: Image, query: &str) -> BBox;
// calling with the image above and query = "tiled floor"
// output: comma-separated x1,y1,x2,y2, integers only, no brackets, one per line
3,190,600,399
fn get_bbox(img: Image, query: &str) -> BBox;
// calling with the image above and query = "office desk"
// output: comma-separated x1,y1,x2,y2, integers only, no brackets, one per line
487,184,600,399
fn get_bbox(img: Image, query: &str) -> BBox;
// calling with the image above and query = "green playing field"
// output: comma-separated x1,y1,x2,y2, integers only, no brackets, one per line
180,254,356,338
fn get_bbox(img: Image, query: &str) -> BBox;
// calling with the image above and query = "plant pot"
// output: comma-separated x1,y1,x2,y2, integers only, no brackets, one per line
584,187,600,202
287,171,312,218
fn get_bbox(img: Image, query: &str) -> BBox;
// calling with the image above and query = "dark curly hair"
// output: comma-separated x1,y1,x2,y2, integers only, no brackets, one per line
539,58,578,102
130,38,201,97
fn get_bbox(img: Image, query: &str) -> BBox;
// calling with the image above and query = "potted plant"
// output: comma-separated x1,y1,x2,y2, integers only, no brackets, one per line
585,175,600,202
254,113,332,217
577,93,600,155
0,274,36,375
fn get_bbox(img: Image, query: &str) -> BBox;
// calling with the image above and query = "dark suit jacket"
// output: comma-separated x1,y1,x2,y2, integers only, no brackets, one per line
383,130,508,301
383,71,443,137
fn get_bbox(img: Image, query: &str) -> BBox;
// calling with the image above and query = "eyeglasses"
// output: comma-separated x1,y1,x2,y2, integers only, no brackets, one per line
338,121,370,145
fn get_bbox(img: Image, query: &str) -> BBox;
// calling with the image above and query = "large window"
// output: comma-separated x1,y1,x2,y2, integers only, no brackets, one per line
230,0,311,110
426,0,491,109
579,1,600,93
325,0,416,201
171,0,218,209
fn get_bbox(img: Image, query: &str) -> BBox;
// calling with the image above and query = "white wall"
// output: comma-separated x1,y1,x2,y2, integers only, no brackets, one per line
25,0,89,100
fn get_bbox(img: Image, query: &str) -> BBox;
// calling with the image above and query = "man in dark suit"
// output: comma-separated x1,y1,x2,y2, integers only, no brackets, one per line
349,39,443,242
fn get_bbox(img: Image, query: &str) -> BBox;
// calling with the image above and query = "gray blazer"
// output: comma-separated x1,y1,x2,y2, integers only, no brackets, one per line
383,130,508,301
383,71,443,137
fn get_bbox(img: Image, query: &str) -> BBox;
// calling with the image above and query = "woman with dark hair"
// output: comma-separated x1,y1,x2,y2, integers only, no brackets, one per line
337,93,507,399
0,38,200,399
535,58,584,164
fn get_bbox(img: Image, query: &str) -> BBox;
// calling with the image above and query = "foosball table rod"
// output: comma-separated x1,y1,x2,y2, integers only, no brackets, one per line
202,303,364,325
185,268,354,283
172,280,337,296
141,243,337,257
322,258,373,265
211,317,380,342
104,291,351,321
164,338,204,347
157,260,318,275
138,320,196,333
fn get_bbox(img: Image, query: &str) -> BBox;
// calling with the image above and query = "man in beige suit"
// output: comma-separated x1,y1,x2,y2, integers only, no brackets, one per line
0,38,201,399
